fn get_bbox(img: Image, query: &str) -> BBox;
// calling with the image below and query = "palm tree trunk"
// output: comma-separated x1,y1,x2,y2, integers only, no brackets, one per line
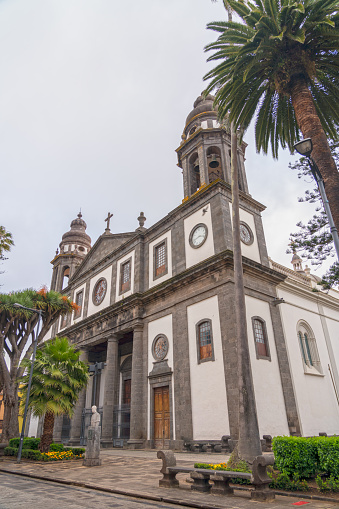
290,78,339,233
231,124,262,464
39,411,55,453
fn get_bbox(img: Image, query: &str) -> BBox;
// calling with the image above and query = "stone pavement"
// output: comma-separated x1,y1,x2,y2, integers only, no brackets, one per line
1,449,339,509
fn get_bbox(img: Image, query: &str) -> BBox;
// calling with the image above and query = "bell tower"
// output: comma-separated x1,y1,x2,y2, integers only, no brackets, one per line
176,94,249,199
50,212,91,292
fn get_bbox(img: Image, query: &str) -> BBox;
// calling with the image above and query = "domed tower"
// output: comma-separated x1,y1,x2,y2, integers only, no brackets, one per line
50,212,91,292
291,251,304,273
176,94,249,199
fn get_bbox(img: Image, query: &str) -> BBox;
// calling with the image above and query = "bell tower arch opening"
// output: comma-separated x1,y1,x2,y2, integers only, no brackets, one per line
206,146,222,183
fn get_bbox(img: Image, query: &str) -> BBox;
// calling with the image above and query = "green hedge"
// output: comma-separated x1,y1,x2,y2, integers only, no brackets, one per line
64,447,85,456
273,436,339,478
49,443,64,452
9,437,40,450
4,447,18,456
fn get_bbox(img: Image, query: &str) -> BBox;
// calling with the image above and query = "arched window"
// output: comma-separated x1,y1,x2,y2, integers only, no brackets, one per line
297,322,322,374
252,317,270,360
196,319,214,363
62,266,70,290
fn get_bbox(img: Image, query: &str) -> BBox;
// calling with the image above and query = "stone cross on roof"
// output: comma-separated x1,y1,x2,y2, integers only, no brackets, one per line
105,212,113,233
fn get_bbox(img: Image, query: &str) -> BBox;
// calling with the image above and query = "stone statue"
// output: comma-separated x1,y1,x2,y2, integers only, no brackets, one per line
90,405,100,427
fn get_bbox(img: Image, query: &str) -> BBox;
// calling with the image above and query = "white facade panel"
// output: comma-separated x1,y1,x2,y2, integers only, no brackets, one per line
115,250,135,302
245,296,290,436
87,266,113,317
277,287,339,435
184,203,215,269
187,295,229,440
229,203,261,263
148,231,172,289
147,315,175,441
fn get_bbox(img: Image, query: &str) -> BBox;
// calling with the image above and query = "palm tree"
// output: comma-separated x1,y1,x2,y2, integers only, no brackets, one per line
0,226,14,262
204,0,339,234
20,336,89,452
0,288,79,441
209,0,262,465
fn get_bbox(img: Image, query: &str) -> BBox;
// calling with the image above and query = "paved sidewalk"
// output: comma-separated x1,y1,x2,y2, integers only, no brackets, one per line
1,449,339,509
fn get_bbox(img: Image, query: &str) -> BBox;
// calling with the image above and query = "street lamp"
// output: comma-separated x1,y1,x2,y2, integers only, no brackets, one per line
293,138,339,261
13,303,42,463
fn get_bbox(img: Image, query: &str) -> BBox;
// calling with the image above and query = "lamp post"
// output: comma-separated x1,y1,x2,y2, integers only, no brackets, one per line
293,138,339,261
13,304,42,463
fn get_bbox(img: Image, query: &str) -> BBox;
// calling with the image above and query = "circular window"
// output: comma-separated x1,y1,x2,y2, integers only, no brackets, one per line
240,222,254,245
92,277,107,306
152,334,169,361
189,223,208,249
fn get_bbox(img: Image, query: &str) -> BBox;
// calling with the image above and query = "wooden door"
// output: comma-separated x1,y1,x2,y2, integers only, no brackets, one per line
154,386,170,449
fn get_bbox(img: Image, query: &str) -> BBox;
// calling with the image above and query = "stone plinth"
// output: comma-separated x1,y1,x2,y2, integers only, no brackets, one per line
83,426,101,467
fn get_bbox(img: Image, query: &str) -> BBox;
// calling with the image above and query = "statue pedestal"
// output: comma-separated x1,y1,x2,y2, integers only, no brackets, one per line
83,426,101,467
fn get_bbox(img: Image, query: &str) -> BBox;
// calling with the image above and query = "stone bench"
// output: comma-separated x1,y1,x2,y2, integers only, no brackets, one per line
157,450,275,502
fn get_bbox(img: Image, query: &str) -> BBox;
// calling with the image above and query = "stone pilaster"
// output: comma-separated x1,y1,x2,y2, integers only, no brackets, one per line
127,324,145,448
68,349,88,446
101,336,119,447
198,144,208,185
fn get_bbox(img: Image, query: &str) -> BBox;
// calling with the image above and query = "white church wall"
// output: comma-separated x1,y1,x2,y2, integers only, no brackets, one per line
187,296,229,440
70,282,86,326
148,231,172,289
27,414,39,438
228,204,261,263
277,287,339,435
147,314,175,441
87,266,113,317
245,296,290,436
115,250,135,302
184,203,215,269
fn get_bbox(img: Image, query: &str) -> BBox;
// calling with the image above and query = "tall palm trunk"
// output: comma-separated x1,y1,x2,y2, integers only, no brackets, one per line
231,125,262,463
290,78,339,232
39,411,55,453
227,4,262,463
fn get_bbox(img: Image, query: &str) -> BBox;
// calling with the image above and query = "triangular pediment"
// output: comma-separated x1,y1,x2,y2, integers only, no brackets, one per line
70,232,136,281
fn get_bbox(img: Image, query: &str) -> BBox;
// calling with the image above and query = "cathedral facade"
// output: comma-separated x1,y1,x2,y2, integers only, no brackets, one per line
38,95,339,449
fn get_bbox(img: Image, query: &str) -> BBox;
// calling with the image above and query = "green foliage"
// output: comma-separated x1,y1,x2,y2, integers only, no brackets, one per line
269,471,309,491
0,226,14,261
21,449,42,461
194,459,251,484
19,336,89,418
273,436,339,478
288,140,339,288
316,475,339,492
9,437,40,450
64,446,85,455
49,442,64,452
4,446,18,456
204,0,339,157
316,437,339,476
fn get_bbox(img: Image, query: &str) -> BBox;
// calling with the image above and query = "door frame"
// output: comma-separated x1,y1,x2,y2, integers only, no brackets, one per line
148,364,174,448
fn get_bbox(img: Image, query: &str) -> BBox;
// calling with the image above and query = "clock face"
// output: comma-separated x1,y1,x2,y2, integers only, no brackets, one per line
189,223,208,249
240,223,253,245
152,335,169,361
93,278,107,305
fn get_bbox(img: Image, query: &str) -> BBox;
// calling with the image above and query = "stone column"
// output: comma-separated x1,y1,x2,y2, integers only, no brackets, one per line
198,144,208,185
101,336,119,448
68,349,88,446
127,324,145,449
182,158,189,198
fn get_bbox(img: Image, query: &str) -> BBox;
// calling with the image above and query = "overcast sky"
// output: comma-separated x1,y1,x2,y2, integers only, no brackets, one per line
0,0,326,293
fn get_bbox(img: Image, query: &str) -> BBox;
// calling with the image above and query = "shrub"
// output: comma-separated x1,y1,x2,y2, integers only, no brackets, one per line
272,436,319,478
9,437,40,450
269,471,309,491
316,475,339,492
21,449,42,461
49,443,64,452
41,450,82,461
316,437,339,477
194,459,251,485
64,447,85,456
4,447,18,456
